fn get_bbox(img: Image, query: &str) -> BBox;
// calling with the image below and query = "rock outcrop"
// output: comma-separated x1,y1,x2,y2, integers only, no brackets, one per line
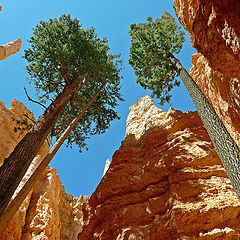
0,6,22,61
173,0,240,147
78,96,240,240
0,39,22,61
0,100,87,240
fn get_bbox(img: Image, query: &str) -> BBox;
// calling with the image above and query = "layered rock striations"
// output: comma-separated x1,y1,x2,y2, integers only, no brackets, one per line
173,0,240,147
0,100,87,240
78,96,240,240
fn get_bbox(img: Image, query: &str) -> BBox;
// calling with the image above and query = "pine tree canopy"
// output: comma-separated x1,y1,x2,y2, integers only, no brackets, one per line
129,11,185,105
23,14,123,151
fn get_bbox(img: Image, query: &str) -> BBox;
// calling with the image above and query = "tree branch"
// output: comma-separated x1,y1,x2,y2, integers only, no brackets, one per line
24,113,36,124
24,87,47,109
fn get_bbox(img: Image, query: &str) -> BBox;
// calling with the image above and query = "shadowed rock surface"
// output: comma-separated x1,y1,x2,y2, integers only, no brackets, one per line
2,1,240,238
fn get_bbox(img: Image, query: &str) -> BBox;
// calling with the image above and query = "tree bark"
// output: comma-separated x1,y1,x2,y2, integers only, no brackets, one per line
0,81,107,233
0,76,84,216
169,52,240,200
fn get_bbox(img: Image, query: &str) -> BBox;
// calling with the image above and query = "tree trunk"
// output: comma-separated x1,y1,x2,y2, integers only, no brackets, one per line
169,52,240,200
0,76,84,216
0,81,107,233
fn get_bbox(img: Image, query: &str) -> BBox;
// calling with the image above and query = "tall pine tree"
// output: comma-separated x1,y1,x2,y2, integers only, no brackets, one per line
0,14,123,219
129,11,240,200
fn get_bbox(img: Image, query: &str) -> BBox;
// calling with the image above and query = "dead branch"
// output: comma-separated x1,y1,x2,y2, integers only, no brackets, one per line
24,87,47,109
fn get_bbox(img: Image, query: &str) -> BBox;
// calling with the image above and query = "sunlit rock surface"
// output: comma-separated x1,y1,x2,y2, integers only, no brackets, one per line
0,100,87,240
103,159,111,176
2,1,240,237
0,39,22,61
0,6,22,61
173,0,240,147
78,96,240,240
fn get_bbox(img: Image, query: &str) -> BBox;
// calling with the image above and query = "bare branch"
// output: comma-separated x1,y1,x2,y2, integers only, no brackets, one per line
24,87,47,109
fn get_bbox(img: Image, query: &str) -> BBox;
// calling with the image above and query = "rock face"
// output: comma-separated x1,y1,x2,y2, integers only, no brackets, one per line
78,96,240,240
0,6,22,61
173,0,240,147
20,168,86,240
0,39,22,61
0,100,87,240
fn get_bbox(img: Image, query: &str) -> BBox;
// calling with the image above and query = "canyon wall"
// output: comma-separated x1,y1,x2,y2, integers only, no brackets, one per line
78,96,240,240
173,0,240,147
0,100,87,240
2,1,240,239
78,3,240,238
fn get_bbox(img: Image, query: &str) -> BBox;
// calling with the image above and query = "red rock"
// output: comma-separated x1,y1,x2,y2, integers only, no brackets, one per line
173,0,240,147
0,39,22,61
78,96,240,240
0,5,22,61
0,100,87,240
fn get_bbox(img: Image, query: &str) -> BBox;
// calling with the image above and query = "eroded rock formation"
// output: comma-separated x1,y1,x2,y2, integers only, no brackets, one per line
0,6,22,61
2,1,240,238
173,0,240,147
0,39,22,61
0,100,87,240
78,96,240,240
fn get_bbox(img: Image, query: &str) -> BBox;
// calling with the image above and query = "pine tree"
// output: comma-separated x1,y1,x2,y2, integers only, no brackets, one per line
129,11,240,200
0,14,123,219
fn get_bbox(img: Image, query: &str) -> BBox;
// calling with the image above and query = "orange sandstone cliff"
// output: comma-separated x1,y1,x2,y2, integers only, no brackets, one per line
173,0,240,147
0,100,87,240
78,96,240,240
2,96,240,239
77,3,240,238
2,1,240,239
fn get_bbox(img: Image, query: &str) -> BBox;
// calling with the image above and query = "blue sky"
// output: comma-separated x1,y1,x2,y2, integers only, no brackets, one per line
0,0,196,197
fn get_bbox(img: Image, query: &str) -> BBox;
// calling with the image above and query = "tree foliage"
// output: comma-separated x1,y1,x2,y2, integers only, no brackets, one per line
54,79,122,151
129,11,185,105
23,14,123,151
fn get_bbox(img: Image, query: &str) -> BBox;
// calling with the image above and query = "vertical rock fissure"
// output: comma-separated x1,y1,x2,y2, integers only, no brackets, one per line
20,191,34,240
169,53,240,200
